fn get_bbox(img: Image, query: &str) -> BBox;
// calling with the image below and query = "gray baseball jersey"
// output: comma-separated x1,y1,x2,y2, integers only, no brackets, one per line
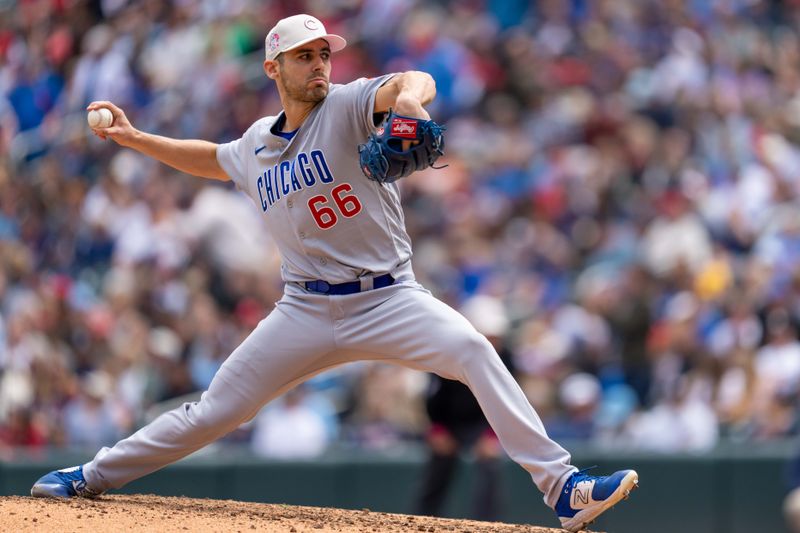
81,75,577,510
217,74,410,284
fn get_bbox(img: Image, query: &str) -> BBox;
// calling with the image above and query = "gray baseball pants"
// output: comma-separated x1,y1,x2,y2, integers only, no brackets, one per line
83,279,576,508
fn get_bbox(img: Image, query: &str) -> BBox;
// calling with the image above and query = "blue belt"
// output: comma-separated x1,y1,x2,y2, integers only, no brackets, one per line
304,273,395,295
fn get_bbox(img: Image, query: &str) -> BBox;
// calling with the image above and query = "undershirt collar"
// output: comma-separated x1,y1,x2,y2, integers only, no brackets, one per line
270,112,298,141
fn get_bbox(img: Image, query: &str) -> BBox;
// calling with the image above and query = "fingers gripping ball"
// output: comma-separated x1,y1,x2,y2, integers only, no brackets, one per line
358,110,446,184
87,108,114,129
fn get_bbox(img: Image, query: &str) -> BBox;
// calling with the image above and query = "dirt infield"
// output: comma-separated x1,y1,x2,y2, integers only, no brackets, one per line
0,494,591,532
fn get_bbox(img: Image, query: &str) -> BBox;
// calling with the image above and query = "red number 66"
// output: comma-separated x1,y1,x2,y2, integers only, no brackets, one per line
308,183,363,230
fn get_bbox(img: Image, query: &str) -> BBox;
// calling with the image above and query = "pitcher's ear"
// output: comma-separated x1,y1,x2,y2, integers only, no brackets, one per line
264,59,280,80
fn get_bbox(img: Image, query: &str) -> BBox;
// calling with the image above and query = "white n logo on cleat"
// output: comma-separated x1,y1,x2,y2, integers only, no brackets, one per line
571,480,596,509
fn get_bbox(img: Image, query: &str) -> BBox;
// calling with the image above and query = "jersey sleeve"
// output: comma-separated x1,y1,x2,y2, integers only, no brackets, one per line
216,136,248,191
331,73,397,137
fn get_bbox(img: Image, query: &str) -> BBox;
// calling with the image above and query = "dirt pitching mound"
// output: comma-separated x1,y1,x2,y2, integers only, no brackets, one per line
0,494,589,532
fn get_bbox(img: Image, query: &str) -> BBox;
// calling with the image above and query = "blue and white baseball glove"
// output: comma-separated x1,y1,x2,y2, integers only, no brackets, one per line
358,110,446,184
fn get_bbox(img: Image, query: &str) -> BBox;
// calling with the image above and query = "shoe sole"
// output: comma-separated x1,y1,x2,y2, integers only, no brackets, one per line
561,470,639,532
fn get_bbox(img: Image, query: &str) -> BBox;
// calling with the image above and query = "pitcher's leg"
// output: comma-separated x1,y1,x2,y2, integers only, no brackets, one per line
445,332,576,508
341,284,575,508
83,295,337,492
408,336,574,507
85,353,266,491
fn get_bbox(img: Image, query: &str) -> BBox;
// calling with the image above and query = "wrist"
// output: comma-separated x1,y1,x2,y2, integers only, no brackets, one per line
395,90,420,105
393,92,425,118
119,128,142,148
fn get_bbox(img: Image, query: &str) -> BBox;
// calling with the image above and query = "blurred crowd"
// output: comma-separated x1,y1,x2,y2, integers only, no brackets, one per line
3,0,800,459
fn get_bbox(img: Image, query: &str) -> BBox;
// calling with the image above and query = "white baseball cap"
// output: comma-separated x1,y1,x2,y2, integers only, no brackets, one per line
265,14,347,61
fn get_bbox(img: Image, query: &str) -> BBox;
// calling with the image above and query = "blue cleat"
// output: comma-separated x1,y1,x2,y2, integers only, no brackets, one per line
555,468,638,532
30,465,103,499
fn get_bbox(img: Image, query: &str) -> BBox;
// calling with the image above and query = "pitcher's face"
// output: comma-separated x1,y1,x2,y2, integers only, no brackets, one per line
267,38,332,104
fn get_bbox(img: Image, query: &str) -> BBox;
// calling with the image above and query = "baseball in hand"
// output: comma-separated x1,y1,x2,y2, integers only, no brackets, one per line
87,107,114,129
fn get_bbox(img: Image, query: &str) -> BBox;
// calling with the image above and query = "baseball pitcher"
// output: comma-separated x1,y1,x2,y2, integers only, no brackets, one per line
31,14,637,532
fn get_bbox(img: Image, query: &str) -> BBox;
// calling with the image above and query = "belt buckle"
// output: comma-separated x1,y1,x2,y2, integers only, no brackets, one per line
359,277,373,292
306,280,331,294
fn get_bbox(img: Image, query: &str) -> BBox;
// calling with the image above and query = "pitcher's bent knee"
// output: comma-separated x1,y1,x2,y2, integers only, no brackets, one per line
451,332,501,371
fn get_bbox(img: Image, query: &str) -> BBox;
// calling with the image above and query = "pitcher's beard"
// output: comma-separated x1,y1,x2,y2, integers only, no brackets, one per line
282,78,328,103
305,85,328,102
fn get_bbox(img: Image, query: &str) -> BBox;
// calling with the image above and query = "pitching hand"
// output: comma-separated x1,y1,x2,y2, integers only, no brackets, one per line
86,101,136,146
392,93,430,151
